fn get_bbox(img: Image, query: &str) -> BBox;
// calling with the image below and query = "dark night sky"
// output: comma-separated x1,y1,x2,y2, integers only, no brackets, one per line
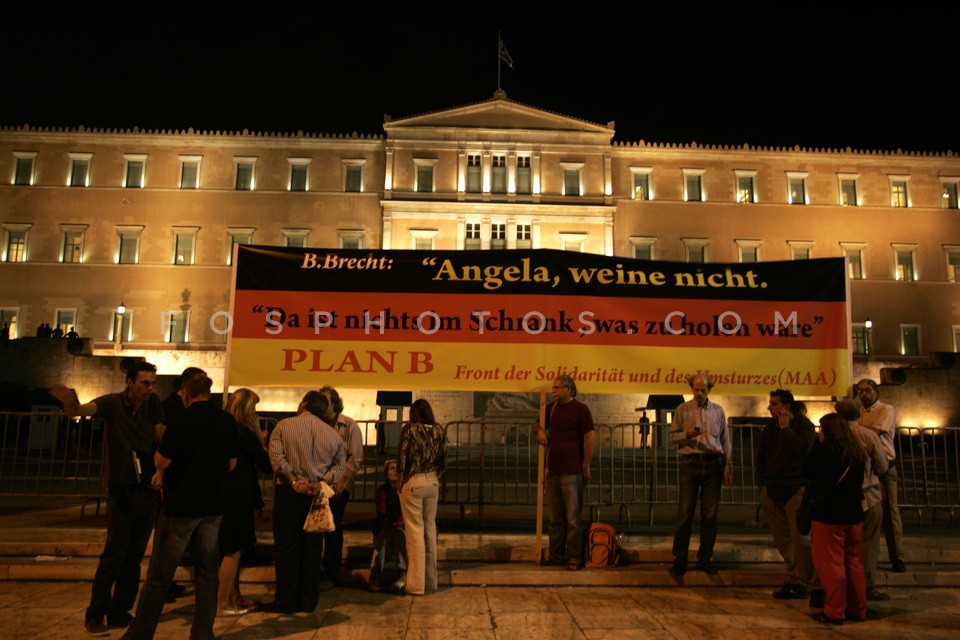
3,2,958,153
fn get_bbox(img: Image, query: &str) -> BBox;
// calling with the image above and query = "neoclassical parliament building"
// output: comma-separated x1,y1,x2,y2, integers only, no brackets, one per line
2,94,959,420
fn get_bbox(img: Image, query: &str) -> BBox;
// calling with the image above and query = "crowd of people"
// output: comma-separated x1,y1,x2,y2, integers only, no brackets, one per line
49,363,903,636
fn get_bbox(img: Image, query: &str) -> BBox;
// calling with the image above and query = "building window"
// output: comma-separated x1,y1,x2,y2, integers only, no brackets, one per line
683,169,705,202
788,241,813,260
941,178,960,209
288,159,310,192
561,163,583,196
466,155,481,193
283,228,309,248
491,155,507,194
516,156,531,195
124,155,146,188
163,310,189,343
235,158,256,191
226,228,255,265
787,172,808,205
343,160,364,192
414,160,436,193
893,244,917,281
900,324,921,356
464,223,481,250
410,228,438,250
179,156,201,189
841,243,865,279
516,224,532,249
116,226,143,264
13,152,36,186
630,237,656,260
736,239,761,263
889,176,910,207
338,229,364,249
945,246,960,283
68,153,91,187
55,309,77,336
3,224,29,262
630,167,652,200
851,323,868,355
559,232,586,252
684,238,708,263
61,225,86,263
839,174,859,206
735,170,756,203
173,227,198,265
1,308,20,339
490,223,506,249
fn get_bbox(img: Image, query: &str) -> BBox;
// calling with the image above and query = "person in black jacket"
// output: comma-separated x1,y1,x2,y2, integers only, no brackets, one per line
218,388,272,615
805,412,868,625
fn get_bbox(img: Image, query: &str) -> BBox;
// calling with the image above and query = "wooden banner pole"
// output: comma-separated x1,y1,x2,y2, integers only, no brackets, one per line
535,391,546,563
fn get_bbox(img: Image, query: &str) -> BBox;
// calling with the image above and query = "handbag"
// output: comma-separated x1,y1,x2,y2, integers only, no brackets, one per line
796,465,850,535
303,481,336,533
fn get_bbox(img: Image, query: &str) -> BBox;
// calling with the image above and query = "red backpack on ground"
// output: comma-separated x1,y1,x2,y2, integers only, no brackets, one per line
584,521,621,568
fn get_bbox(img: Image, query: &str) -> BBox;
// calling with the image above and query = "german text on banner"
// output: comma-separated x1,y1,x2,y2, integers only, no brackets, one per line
227,247,850,396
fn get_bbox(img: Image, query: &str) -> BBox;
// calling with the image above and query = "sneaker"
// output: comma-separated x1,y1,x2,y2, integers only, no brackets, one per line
695,560,719,576
772,583,808,600
107,611,134,628
808,589,825,608
891,559,907,573
84,618,109,637
867,589,891,601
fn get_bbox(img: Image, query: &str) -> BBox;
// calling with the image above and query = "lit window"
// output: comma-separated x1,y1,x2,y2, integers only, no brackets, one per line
288,159,310,192
343,160,364,192
338,229,363,249
55,309,77,336
841,243,865,279
61,225,86,263
561,162,584,196
226,228,255,265
900,324,921,356
466,155,481,193
893,244,917,281
630,167,652,200
516,224,532,249
464,223,481,250
491,156,507,194
411,228,437,250
559,232,586,252
163,310,189,343
684,238,708,263
179,156,201,189
735,170,756,203
945,246,960,283
3,224,30,262
0,308,19,339
630,237,656,260
789,241,812,260
889,175,910,207
283,228,309,248
839,173,859,206
124,154,146,188
736,239,761,263
941,178,959,209
68,153,92,187
12,152,36,186
235,158,256,191
683,169,705,202
116,226,143,264
851,324,867,355
490,223,506,249
414,160,436,193
173,227,198,265
787,172,808,205
516,157,531,195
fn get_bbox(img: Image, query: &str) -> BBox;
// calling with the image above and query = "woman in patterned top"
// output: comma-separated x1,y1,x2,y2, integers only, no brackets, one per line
397,399,448,595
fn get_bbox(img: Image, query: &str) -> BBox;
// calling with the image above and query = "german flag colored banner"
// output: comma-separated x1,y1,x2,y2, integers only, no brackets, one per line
227,246,850,396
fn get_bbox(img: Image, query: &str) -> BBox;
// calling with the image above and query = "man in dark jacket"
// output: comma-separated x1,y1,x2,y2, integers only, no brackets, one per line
756,388,823,607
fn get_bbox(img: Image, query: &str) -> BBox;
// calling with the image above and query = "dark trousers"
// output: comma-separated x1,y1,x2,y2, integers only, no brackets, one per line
323,489,350,581
272,485,324,612
672,455,723,567
87,485,158,622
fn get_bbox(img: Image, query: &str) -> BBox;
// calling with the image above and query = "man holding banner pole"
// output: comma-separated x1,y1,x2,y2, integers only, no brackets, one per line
532,374,595,571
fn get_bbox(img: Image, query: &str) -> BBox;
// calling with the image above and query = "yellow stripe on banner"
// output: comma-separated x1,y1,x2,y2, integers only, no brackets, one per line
228,338,850,396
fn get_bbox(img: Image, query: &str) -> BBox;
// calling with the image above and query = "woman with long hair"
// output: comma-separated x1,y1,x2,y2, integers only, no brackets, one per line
397,399,447,595
218,388,272,614
369,459,406,592
804,412,868,625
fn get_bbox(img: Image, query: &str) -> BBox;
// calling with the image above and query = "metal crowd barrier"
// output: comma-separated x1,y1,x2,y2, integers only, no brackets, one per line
4,412,958,530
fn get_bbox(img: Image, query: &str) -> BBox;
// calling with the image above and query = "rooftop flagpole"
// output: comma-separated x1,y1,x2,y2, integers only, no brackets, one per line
497,31,513,94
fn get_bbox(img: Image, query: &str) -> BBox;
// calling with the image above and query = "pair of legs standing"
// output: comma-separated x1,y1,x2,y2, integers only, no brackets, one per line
760,486,821,595
810,520,867,622
400,472,439,595
271,485,325,612
671,456,723,571
545,473,584,567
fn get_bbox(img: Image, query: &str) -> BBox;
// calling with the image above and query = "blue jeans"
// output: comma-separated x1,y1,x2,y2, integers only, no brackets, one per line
120,512,222,640
545,473,583,563
672,456,723,567
87,485,158,623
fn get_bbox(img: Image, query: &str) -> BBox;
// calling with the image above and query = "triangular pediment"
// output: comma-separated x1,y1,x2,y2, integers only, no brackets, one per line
384,96,614,137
